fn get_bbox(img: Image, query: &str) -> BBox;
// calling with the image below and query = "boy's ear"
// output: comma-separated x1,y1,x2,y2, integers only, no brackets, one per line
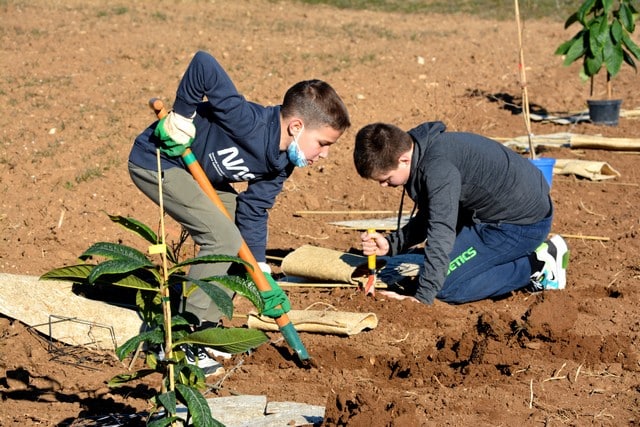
285,117,304,135
398,150,412,168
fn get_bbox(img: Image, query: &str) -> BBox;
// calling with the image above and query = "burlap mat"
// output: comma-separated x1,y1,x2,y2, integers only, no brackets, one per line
280,244,386,285
247,308,378,336
553,159,621,181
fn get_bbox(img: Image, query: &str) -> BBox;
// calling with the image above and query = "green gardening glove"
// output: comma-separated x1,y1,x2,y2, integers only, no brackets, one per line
153,111,195,157
259,273,291,318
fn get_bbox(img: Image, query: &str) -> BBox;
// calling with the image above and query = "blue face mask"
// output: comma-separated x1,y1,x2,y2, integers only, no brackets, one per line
287,127,308,168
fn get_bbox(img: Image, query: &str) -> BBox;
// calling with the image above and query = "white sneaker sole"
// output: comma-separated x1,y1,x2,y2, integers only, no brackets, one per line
206,348,232,359
549,234,569,290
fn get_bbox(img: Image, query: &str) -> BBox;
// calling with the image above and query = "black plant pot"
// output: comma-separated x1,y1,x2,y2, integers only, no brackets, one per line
587,99,622,126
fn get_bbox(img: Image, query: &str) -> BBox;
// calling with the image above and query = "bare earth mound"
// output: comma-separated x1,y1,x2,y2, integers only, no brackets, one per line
1,1,639,425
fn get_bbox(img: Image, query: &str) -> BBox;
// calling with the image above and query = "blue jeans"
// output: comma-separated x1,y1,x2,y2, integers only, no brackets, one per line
436,212,552,304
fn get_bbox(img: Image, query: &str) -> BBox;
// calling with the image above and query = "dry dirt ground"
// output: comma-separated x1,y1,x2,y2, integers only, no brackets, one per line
1,0,640,426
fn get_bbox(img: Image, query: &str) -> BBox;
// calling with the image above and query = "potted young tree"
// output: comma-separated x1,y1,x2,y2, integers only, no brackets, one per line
555,0,640,125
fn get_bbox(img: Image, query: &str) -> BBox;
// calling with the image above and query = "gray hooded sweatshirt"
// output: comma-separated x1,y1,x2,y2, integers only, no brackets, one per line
385,121,550,304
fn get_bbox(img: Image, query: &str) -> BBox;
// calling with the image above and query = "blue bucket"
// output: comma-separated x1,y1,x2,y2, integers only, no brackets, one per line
530,157,556,188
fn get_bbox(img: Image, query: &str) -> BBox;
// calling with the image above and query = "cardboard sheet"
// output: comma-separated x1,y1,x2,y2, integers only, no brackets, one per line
0,273,142,350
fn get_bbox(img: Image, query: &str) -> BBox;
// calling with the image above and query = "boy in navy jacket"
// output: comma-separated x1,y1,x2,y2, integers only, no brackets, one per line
355,122,569,305
129,51,350,330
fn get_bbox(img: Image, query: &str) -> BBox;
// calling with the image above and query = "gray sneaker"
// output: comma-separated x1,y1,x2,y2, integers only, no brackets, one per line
181,345,224,377
530,234,570,291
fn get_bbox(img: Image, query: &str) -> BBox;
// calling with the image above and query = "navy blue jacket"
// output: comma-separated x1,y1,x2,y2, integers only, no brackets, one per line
386,121,551,304
129,51,294,261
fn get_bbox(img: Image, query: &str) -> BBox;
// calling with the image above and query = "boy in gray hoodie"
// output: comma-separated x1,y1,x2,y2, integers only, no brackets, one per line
354,121,569,305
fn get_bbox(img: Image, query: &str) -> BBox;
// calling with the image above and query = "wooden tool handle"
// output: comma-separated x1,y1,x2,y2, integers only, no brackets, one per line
149,98,168,119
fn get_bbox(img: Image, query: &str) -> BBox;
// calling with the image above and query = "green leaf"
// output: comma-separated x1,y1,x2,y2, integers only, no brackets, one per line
578,67,590,81
576,0,597,25
584,51,604,77
184,278,235,320
157,390,177,416
137,291,162,325
40,264,93,282
171,327,192,342
175,327,269,354
170,254,249,273
587,16,608,55
146,349,160,370
602,0,614,15
175,384,224,427
87,258,154,284
604,37,624,77
227,274,264,312
105,214,179,264
620,2,636,32
96,269,161,291
175,360,207,389
200,274,263,312
80,242,152,265
611,19,623,44
148,416,184,427
115,328,164,360
622,32,640,59
555,33,580,56
170,313,194,328
564,11,580,28
108,368,156,387
107,213,159,245
563,34,588,65
40,264,160,292
111,271,160,291
622,49,638,71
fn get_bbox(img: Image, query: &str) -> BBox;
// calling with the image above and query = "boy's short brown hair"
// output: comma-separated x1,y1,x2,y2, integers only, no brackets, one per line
281,80,350,131
354,123,412,178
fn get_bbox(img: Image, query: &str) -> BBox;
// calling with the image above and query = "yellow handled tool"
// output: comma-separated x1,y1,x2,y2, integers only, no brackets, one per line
364,228,376,296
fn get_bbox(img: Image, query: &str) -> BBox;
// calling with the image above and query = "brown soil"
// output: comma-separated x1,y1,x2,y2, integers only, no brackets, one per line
1,1,639,426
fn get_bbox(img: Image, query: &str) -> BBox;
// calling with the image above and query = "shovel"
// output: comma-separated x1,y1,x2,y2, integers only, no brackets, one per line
149,98,311,364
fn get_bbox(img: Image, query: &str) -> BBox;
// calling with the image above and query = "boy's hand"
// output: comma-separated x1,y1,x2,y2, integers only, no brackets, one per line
259,273,291,318
154,111,196,156
378,290,421,303
361,230,389,256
